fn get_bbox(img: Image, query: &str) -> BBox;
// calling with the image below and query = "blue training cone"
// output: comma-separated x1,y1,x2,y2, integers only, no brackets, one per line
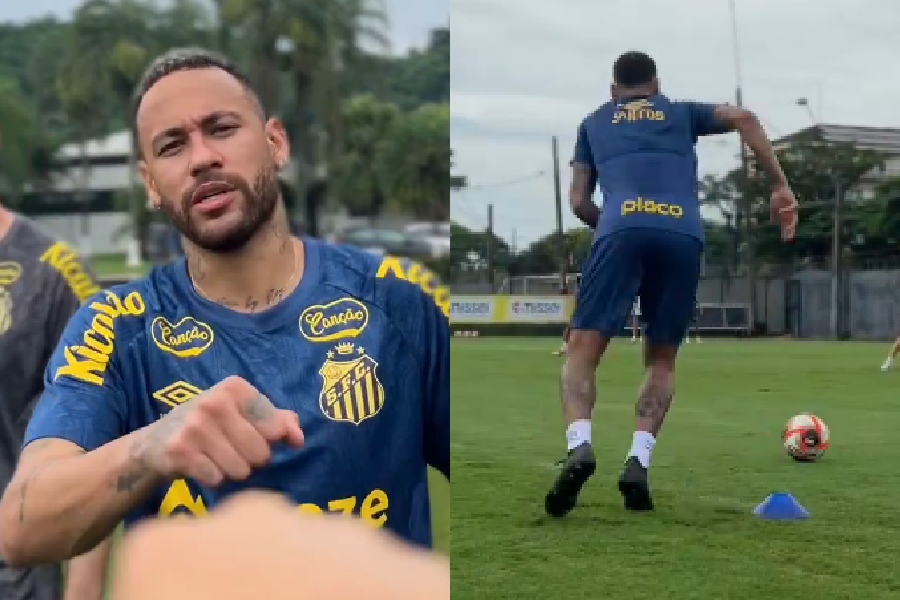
753,492,809,519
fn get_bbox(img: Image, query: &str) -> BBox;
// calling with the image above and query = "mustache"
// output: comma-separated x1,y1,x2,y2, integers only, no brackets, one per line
182,172,252,206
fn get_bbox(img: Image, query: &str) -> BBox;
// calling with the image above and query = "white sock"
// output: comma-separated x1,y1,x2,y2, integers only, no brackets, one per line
566,420,591,451
627,431,656,468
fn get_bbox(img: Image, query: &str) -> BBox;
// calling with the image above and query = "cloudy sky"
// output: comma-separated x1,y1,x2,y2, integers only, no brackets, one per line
0,0,446,54
451,0,900,247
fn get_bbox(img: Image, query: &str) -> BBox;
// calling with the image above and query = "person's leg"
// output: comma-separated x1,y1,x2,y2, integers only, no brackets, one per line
545,233,640,517
881,336,900,370
618,230,702,511
554,325,571,355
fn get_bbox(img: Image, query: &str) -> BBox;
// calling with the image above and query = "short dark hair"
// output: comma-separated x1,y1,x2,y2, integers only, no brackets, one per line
131,47,265,155
613,51,657,87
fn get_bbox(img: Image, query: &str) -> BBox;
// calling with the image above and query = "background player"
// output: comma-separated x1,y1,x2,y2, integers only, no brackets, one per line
0,181,111,596
684,301,701,344
630,297,641,342
0,47,449,566
554,278,578,356
544,51,797,516
880,337,900,370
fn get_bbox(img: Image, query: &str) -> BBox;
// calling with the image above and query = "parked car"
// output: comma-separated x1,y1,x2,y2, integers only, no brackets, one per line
330,227,416,257
402,222,450,258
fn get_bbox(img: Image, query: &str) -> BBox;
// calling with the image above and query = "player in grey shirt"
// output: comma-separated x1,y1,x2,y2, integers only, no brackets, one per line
0,207,111,600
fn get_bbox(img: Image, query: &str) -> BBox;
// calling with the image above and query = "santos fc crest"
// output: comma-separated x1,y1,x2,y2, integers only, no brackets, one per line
319,342,384,425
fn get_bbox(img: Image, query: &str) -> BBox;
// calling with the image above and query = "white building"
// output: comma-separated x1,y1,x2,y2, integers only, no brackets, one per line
22,130,322,256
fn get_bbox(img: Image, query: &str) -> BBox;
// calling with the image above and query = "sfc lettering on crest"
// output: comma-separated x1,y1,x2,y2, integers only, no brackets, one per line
0,262,22,336
319,342,384,425
299,298,369,342
56,291,145,385
151,316,214,358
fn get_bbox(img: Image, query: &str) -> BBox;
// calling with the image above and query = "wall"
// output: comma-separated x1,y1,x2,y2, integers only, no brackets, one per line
33,212,133,255
464,268,900,339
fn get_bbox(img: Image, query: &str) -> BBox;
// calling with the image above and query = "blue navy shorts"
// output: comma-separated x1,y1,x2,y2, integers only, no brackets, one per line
570,228,702,345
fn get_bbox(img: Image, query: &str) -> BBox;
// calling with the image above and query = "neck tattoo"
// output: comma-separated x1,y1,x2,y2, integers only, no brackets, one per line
190,241,299,309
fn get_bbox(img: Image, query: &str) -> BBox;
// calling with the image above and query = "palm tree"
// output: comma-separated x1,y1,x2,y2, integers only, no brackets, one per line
217,0,390,229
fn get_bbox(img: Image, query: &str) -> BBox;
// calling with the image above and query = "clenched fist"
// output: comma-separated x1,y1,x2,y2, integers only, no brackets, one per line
135,376,304,486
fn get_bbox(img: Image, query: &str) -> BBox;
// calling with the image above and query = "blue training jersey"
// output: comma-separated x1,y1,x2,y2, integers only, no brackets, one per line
572,94,731,241
24,238,449,548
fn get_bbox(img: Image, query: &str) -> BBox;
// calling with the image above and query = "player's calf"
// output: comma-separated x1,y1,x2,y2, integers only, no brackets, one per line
618,345,676,511
544,329,607,517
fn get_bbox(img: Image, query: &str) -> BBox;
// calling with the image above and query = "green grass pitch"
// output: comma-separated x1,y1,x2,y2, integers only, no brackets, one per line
451,337,900,599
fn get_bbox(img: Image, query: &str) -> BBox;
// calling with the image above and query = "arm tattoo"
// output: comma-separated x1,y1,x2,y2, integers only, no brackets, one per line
18,463,52,524
115,436,152,493
17,440,64,523
244,297,260,312
242,393,276,422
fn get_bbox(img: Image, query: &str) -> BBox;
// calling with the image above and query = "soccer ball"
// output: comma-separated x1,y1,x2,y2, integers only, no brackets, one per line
782,413,830,462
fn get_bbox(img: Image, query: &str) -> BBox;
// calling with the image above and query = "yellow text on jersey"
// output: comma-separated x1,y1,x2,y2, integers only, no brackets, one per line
159,478,389,526
55,291,145,385
612,99,666,124
621,197,684,218
376,257,449,318
40,241,101,303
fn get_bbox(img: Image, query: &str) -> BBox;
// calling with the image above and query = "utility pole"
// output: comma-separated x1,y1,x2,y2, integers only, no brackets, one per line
730,0,756,333
830,175,843,339
552,136,566,291
486,203,495,292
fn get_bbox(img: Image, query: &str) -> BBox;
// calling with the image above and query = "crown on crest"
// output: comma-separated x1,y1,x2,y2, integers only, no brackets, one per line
335,342,355,355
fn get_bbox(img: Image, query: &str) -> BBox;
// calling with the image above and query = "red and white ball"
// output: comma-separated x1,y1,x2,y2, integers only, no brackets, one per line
782,413,830,462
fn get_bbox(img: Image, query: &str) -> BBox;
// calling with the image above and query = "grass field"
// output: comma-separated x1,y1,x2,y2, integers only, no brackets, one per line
451,337,900,599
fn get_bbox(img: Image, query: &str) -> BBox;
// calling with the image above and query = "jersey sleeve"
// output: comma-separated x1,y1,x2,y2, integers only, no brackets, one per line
685,101,733,138
45,256,100,346
375,257,449,479
419,282,449,479
25,291,130,452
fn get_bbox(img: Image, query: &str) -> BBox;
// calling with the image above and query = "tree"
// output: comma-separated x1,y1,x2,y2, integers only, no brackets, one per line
383,27,449,111
0,76,44,199
329,93,399,217
450,149,466,190
0,0,450,238
378,103,450,220
513,228,592,275
701,141,885,267
439,221,512,283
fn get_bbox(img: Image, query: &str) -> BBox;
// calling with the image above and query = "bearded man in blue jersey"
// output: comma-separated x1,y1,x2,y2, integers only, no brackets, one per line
545,51,797,516
0,47,449,566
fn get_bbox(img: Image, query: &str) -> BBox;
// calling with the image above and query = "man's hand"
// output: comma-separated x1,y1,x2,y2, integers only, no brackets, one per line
111,491,450,600
137,376,304,486
770,183,798,242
